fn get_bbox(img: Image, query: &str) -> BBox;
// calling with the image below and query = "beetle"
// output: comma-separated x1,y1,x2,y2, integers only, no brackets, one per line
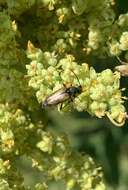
42,70,82,109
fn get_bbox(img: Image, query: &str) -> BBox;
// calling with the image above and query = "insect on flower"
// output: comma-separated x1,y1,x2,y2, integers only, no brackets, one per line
115,56,128,76
42,70,82,109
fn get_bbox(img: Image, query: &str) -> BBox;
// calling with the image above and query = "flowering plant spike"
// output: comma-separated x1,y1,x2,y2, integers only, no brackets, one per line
0,0,128,189
26,41,127,127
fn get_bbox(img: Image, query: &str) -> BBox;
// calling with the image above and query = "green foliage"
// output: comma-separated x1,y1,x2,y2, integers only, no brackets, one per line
0,0,128,189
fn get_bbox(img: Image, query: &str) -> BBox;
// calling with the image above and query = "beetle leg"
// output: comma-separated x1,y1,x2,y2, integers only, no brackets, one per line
59,101,71,111
59,103,63,110
59,102,69,111
70,96,74,102
62,83,67,88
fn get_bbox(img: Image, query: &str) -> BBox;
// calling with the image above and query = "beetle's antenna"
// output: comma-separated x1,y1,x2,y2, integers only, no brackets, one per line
71,70,81,86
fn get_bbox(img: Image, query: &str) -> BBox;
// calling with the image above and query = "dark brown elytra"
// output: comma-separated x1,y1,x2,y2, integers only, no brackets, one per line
42,70,82,109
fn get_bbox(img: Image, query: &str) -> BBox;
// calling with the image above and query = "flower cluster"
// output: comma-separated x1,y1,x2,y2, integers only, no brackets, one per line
0,103,35,155
0,158,26,190
32,131,105,190
1,0,128,59
109,13,128,58
0,104,105,190
0,104,36,189
26,42,127,126
0,0,128,189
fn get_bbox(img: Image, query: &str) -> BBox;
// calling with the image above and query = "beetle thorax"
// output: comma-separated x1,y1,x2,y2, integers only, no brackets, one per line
66,86,82,97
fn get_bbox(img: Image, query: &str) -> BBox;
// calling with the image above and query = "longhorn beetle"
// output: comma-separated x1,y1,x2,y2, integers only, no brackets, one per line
42,70,82,109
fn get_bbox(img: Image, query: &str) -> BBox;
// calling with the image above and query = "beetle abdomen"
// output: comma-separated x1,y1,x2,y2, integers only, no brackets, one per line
42,89,69,108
